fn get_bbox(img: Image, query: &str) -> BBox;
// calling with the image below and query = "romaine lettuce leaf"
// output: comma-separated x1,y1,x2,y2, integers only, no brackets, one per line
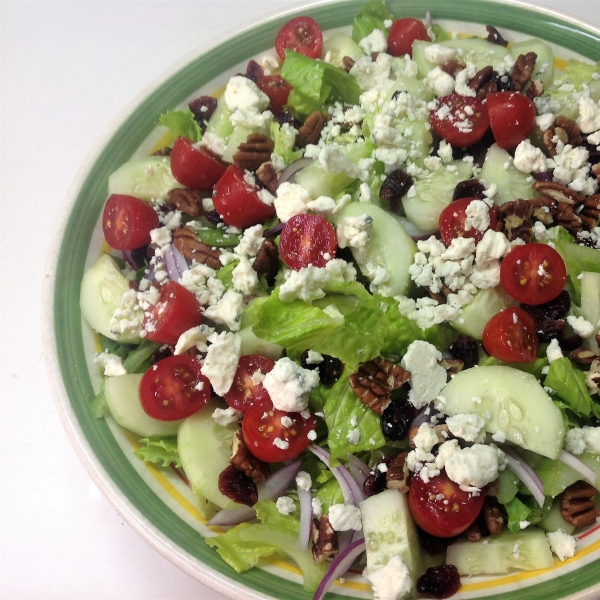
561,58,600,89
270,121,302,165
205,500,327,591
135,437,181,468
352,0,393,43
503,495,552,533
314,477,344,514
158,108,202,142
122,339,162,373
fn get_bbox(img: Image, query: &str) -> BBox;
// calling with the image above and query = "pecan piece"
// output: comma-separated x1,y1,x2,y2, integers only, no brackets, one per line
580,194,600,228
255,161,279,194
556,202,584,234
252,238,279,286
529,196,557,225
386,451,411,493
586,359,600,394
496,199,534,242
569,347,599,366
218,465,258,507
469,66,495,93
533,181,585,205
526,80,544,99
440,59,466,77
233,133,275,172
555,116,583,147
230,429,270,482
592,163,600,182
511,52,537,92
173,226,222,268
481,497,504,535
561,481,600,527
349,357,411,414
342,56,355,72
311,516,339,564
486,25,509,47
439,358,464,380
467,521,482,542
296,111,325,148
168,187,204,217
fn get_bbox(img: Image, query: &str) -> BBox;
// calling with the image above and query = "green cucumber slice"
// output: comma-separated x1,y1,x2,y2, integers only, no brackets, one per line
440,366,565,459
238,326,283,361
535,452,600,497
580,271,600,353
204,95,234,140
321,32,365,68
538,498,576,534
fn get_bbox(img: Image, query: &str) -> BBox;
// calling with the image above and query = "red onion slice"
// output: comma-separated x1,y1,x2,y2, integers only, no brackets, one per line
264,222,284,237
207,460,302,527
558,450,598,486
164,245,183,282
502,446,546,508
277,157,313,187
532,171,552,182
172,244,189,276
298,487,313,551
313,538,366,600
346,454,370,486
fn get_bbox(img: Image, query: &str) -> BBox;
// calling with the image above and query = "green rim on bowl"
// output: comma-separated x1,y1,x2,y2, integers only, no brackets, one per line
51,1,600,598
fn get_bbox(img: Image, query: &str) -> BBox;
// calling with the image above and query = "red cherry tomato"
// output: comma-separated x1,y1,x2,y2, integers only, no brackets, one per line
279,214,337,270
102,194,159,250
256,75,293,115
430,94,490,147
408,470,485,537
213,165,276,229
170,136,227,190
487,92,536,150
482,307,539,363
439,197,497,245
387,18,431,57
224,354,275,412
275,16,323,60
242,398,317,462
143,281,203,345
139,355,210,421
500,243,567,305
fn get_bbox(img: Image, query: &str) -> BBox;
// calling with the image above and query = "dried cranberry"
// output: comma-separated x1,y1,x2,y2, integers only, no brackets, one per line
362,457,393,497
560,334,584,352
204,209,224,227
535,319,565,342
452,179,485,202
242,59,264,82
416,564,462,599
448,335,479,369
188,96,218,131
300,350,344,386
218,465,258,507
381,399,417,441
417,528,457,556
274,110,300,128
522,290,571,321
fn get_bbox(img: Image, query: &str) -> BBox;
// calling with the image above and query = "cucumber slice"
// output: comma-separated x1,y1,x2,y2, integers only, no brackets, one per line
511,39,555,90
479,144,539,206
580,272,600,353
440,366,565,459
80,254,142,343
360,489,422,587
321,32,365,68
222,124,260,164
538,499,576,534
105,374,183,437
451,285,517,339
535,452,600,497
331,202,417,296
294,161,353,199
402,160,472,233
446,528,554,575
178,400,242,512
237,326,283,361
108,156,183,201
204,95,234,140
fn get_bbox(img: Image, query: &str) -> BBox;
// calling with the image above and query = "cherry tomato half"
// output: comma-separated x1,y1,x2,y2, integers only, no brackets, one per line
143,281,203,345
139,355,210,421
213,165,276,229
487,92,536,150
170,136,227,190
408,470,485,537
275,16,323,60
500,243,567,305
224,354,275,412
482,306,539,363
388,18,431,57
279,214,337,270
102,194,159,250
439,197,497,246
256,75,293,115
242,398,317,462
430,94,490,148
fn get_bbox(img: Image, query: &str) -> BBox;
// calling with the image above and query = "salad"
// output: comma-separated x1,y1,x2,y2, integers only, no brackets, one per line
79,1,600,598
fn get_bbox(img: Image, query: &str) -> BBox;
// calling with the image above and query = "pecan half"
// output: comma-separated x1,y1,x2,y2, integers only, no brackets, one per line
511,52,537,92
556,202,584,234
532,181,585,205
311,516,339,564
481,497,504,535
252,238,279,286
349,357,411,414
561,481,600,527
218,465,258,507
555,116,583,147
255,161,279,193
230,429,270,482
526,80,544,99
440,59,466,77
469,66,495,93
580,195,600,227
173,226,222,268
168,188,204,217
296,111,325,148
486,25,509,47
569,347,599,366
233,133,275,172
386,452,411,493
496,199,534,242
529,196,557,225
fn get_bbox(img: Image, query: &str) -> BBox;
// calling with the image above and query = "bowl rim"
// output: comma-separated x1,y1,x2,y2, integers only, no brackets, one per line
42,1,600,598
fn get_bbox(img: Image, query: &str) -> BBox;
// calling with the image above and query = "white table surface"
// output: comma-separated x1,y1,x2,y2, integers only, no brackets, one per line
1,1,599,598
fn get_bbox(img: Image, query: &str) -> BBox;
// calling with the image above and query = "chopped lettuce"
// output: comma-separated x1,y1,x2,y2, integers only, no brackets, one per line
205,500,327,592
315,477,344,513
122,339,162,373
561,58,600,89
195,228,241,247
352,0,393,43
158,108,202,142
91,379,109,419
270,121,302,165
544,357,599,418
479,356,548,379
503,495,552,533
136,437,181,468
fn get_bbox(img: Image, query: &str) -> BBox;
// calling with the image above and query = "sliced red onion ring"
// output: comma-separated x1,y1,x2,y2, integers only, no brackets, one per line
298,487,313,551
207,460,302,527
558,450,598,486
277,157,313,188
532,171,552,182
163,245,183,282
346,454,371,486
172,244,189,275
309,445,365,506
502,446,545,508
122,248,146,270
264,222,284,237
313,538,366,600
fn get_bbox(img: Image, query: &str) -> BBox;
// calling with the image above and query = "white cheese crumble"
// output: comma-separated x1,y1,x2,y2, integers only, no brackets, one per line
212,407,242,426
262,357,320,413
424,44,457,65
566,315,595,338
232,256,259,295
234,224,264,257
276,496,296,516
296,471,312,491
412,422,440,453
401,341,448,409
359,29,388,54
274,182,312,222
202,289,243,331
446,413,486,443
464,200,491,232
337,214,373,250
200,331,242,396
174,324,215,355
328,503,362,531
513,139,548,173
305,350,324,365
94,352,126,377
578,96,600,134
365,555,412,600
546,338,564,363
546,529,577,562
312,497,323,519
443,443,507,491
